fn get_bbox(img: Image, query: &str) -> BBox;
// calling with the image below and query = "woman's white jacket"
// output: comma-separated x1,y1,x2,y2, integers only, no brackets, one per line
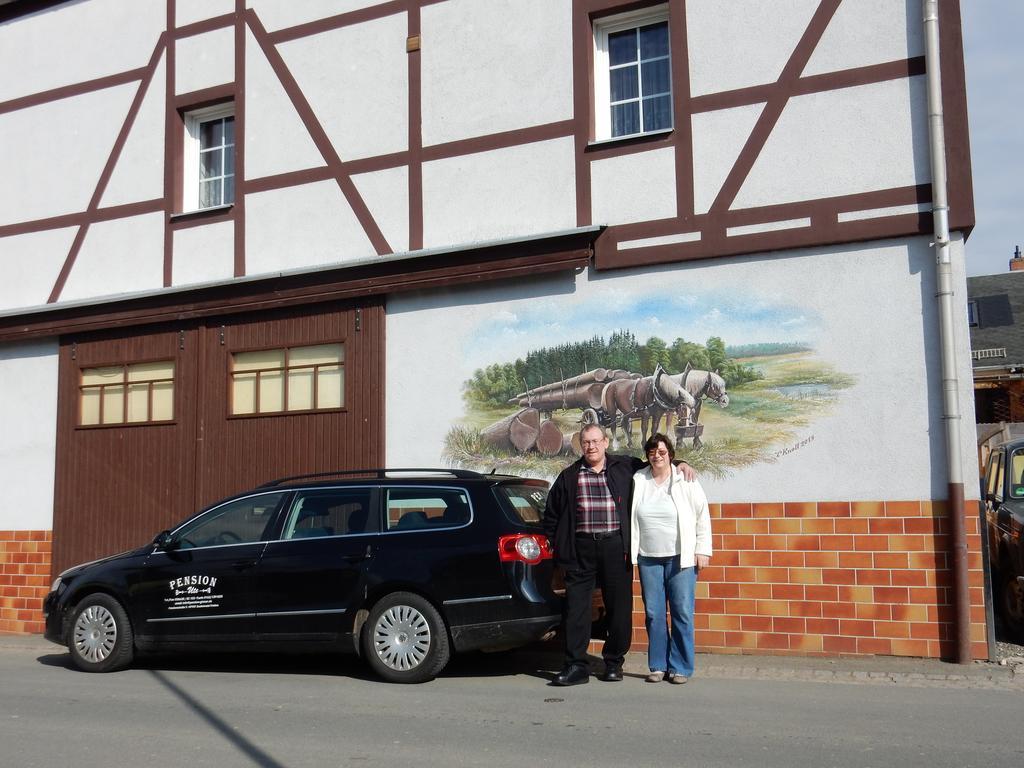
629,467,712,567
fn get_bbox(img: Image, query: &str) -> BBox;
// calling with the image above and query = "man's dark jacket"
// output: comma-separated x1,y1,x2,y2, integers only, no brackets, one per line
543,454,647,568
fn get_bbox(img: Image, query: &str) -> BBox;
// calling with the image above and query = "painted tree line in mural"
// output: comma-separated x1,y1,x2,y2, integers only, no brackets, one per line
446,329,852,478
464,331,803,407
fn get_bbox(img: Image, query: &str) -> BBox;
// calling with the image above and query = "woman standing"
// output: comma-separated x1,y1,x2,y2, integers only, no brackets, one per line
630,433,712,684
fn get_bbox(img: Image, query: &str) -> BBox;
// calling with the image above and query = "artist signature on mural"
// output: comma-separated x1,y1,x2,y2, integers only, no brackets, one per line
773,434,815,459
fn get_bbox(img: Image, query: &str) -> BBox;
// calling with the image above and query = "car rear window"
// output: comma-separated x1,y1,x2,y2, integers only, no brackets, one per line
495,484,548,528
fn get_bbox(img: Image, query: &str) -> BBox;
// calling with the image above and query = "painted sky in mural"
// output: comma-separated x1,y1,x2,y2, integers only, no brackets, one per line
462,288,817,372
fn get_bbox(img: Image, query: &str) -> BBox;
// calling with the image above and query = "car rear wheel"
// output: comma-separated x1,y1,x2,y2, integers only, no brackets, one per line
68,593,134,673
362,592,450,683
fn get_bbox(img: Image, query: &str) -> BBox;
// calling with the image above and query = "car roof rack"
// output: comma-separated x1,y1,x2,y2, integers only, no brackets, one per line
259,468,487,487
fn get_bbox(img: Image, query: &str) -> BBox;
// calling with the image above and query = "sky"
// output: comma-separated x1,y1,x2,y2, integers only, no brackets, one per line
961,2,1024,276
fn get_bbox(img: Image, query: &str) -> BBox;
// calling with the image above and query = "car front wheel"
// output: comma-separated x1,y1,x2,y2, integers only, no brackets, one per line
362,592,450,683
68,593,134,673
1000,570,1024,642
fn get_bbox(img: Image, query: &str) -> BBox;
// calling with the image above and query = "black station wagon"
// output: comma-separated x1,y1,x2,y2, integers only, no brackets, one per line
44,469,562,683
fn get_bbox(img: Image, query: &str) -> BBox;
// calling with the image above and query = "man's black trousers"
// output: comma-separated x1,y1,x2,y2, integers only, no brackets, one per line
562,532,633,669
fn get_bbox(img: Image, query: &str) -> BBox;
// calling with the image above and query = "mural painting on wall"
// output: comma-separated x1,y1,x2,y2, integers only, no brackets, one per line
443,290,854,479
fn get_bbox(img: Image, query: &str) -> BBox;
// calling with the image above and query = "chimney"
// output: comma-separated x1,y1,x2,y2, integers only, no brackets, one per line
1011,245,1024,271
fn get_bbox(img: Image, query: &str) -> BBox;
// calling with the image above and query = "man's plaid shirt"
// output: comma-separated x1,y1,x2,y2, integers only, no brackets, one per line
575,464,618,534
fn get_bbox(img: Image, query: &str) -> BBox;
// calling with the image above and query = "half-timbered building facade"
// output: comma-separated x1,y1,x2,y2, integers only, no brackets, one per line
0,0,986,660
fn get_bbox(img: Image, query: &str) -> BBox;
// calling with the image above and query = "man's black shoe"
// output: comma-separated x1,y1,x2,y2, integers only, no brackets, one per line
601,666,623,682
552,665,590,686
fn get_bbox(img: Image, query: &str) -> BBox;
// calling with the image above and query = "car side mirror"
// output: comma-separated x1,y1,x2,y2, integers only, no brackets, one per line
152,530,179,551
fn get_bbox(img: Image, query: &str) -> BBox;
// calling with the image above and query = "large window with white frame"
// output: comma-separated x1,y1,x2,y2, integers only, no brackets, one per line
183,103,235,211
593,5,672,141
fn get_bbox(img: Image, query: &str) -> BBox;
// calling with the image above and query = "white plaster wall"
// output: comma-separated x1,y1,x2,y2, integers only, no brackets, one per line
687,0,820,97
101,57,167,209
177,0,236,28
386,235,978,503
59,212,165,302
176,27,236,96
421,137,576,249
733,76,931,210
278,12,408,161
0,340,58,531
421,0,573,146
804,0,925,76
0,227,77,312
245,180,376,275
244,29,326,179
591,147,677,226
172,220,235,287
353,166,410,254
0,0,164,103
692,103,765,215
246,0,383,33
0,83,137,226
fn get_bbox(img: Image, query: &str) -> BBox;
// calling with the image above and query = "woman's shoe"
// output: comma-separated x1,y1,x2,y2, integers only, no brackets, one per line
645,671,665,683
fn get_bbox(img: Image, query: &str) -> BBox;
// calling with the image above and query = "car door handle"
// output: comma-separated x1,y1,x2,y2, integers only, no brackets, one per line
231,559,258,571
343,545,372,563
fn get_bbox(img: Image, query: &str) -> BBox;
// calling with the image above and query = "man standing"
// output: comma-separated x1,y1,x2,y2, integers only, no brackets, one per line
543,424,692,685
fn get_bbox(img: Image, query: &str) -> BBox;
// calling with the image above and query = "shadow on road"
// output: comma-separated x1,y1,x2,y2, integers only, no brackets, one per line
148,669,286,768
34,642,566,682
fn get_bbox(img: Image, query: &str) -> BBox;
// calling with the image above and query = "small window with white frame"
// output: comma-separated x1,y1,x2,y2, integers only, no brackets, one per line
967,300,979,327
593,4,672,141
183,103,235,211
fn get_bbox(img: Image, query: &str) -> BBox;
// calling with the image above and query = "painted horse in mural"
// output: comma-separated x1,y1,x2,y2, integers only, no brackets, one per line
596,364,697,448
648,363,730,448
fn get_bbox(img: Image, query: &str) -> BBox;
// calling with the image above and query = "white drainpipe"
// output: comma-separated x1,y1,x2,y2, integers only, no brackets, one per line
923,0,971,663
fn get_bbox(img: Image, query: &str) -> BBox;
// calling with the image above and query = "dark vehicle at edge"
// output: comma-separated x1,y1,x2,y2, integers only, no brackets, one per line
982,440,1024,641
43,469,561,683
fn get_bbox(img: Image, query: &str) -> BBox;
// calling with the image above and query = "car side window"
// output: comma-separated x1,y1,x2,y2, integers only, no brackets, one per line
282,489,376,539
385,488,471,531
176,492,287,549
993,453,1006,502
983,454,999,501
1009,450,1024,499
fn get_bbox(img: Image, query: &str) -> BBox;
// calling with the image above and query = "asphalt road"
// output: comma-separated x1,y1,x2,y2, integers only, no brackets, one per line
2,643,1021,768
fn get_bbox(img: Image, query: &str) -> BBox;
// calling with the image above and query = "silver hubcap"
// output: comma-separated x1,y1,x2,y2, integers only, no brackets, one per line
73,605,117,663
372,605,431,671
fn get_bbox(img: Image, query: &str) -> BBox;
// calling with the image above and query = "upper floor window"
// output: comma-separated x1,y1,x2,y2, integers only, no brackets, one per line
79,361,175,426
968,300,978,327
184,103,235,211
594,5,672,140
230,343,345,416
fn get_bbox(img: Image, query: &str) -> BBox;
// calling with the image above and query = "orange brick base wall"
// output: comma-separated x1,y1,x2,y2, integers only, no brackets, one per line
617,500,987,661
0,530,51,635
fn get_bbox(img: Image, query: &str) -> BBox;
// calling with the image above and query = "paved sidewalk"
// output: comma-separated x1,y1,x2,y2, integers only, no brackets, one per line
620,648,1024,691
5,631,1022,691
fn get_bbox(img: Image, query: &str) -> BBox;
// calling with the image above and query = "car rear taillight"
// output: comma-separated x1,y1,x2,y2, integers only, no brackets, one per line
498,534,553,565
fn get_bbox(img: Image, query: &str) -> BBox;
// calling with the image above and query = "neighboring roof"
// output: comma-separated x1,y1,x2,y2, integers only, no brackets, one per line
967,271,1024,370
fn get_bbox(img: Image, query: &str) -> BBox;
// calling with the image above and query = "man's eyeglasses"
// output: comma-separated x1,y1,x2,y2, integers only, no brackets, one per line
581,439,605,447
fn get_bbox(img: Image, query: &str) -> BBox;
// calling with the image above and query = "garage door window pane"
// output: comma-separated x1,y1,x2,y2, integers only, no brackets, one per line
231,343,344,416
79,361,174,426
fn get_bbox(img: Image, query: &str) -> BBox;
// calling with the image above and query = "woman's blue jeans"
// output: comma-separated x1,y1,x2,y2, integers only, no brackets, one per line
637,555,697,676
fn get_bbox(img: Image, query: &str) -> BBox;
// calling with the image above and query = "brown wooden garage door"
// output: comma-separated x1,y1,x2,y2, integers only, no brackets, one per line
52,299,383,575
